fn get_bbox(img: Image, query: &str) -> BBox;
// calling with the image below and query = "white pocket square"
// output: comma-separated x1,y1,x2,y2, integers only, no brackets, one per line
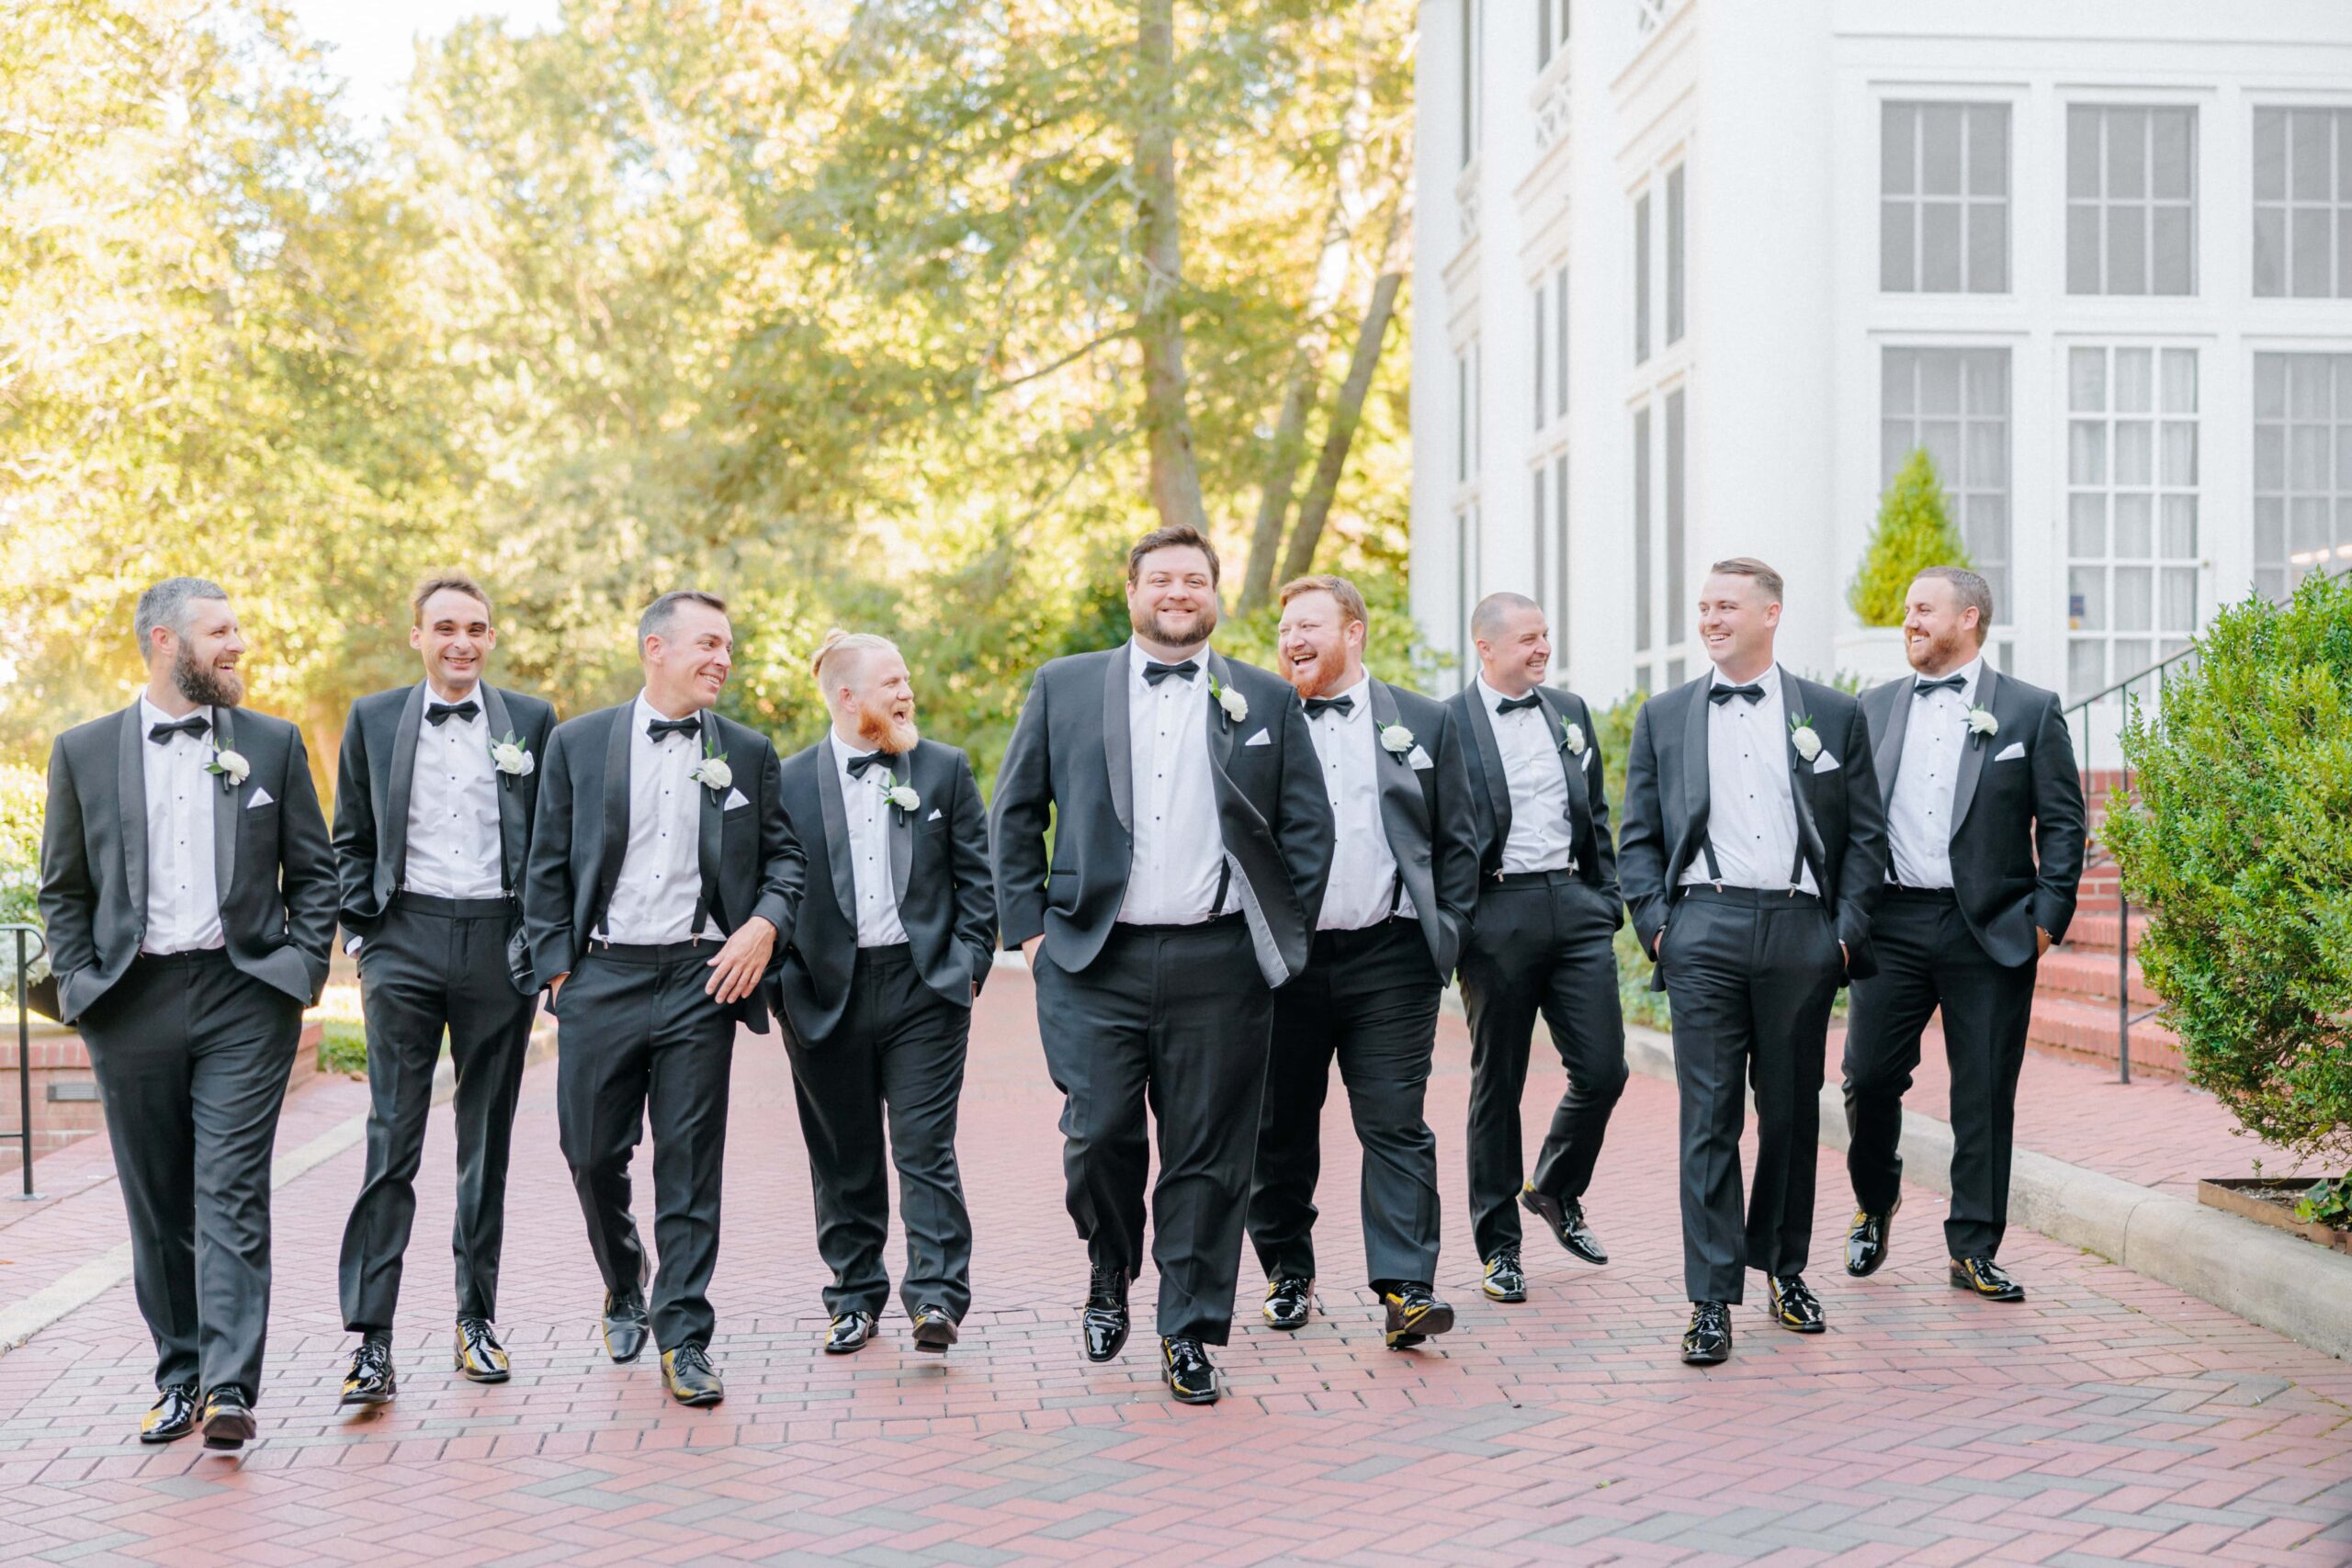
927,807,942,821
1407,745,1433,771
245,785,274,807
1245,728,1272,747
723,786,750,809
1994,741,2025,762
1580,748,1597,771
1812,751,1841,774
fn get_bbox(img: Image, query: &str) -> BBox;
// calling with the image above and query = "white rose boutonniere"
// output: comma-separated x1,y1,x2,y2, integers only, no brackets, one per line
1967,706,1999,746
490,734,536,787
1208,674,1247,727
689,750,732,793
1378,723,1414,756
1787,715,1823,762
1558,719,1587,757
206,746,250,792
879,777,921,815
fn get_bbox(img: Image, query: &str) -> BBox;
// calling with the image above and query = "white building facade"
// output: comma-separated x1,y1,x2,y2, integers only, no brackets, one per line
1410,0,2352,706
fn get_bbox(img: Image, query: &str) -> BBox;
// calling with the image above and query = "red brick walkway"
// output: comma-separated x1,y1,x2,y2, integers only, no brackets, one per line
0,972,2346,1564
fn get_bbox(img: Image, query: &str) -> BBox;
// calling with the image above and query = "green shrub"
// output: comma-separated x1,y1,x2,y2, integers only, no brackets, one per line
0,764,47,1000
317,1021,369,1077
2104,572,2352,1177
1848,448,1971,627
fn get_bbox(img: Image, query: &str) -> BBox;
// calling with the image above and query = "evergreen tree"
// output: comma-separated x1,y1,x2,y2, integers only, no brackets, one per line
1849,448,1973,626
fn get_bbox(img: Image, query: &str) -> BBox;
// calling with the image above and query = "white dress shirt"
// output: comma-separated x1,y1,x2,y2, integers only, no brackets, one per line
402,686,505,900
831,730,910,947
1885,656,1983,890
598,694,712,945
1116,642,1228,927
1680,663,1819,896
138,695,225,954
1476,676,1577,875
1305,675,1414,931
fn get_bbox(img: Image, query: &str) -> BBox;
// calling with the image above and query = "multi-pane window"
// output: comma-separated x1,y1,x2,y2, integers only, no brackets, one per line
2067,347,2200,701
1532,285,1547,427
2254,353,2352,600
1665,389,1687,646
1553,265,1568,421
1633,407,1653,660
1537,0,1570,62
1455,350,1470,482
1666,164,1686,344
1633,191,1652,365
1553,452,1570,656
1456,505,1481,686
2067,106,2197,296
1881,102,2009,293
2254,108,2352,299
1531,466,1546,620
1459,0,1480,169
1882,347,2010,611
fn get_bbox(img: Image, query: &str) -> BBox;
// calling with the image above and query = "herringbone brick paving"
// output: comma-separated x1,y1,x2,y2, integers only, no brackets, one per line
0,970,2346,1564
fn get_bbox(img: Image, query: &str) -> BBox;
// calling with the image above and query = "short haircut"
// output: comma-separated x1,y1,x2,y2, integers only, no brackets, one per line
639,590,728,646
1470,591,1540,644
1913,565,1995,642
1706,557,1785,604
412,573,493,626
1126,524,1221,587
133,576,229,653
809,628,899,691
1278,574,1368,629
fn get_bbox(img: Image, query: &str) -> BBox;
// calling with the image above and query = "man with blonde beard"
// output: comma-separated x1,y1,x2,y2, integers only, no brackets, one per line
1246,576,1479,1349
772,632,997,1356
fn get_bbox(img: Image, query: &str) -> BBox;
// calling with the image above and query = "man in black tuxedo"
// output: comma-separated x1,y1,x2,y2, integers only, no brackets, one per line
330,575,557,1406
991,524,1331,1405
38,578,335,1450
1445,592,1628,1306
1246,576,1477,1349
524,590,805,1407
1619,558,1887,1365
775,630,996,1357
1842,568,2085,1301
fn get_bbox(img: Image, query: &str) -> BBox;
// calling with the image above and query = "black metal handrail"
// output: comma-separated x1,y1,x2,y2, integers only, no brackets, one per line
2,923,46,1196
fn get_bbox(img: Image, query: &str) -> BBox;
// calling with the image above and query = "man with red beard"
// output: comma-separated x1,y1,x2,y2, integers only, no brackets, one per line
771,631,997,1356
1245,576,1478,1348
38,578,336,1450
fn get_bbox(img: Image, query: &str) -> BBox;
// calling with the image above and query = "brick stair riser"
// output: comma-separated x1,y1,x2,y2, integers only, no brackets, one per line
2034,950,2159,1007
2029,997,2185,1077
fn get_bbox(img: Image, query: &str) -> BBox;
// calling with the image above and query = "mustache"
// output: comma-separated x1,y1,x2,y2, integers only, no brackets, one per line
173,646,243,708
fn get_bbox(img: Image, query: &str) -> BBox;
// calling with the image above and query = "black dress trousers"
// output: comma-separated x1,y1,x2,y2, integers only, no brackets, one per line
339,894,537,1331
1843,887,2039,1259
783,943,974,1323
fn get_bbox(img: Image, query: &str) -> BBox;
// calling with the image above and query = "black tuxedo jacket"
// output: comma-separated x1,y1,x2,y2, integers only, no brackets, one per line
1348,679,1480,978
1447,681,1623,910
39,703,336,1023
333,681,558,946
774,736,998,1043
1619,668,1889,990
1860,666,2086,968
522,703,806,1032
989,644,1333,987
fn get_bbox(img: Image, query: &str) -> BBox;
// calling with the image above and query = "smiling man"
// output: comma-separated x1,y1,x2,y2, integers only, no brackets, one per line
523,590,806,1407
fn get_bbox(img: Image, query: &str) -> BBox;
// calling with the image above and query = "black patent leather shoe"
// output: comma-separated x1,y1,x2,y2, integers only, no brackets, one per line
1081,1266,1130,1364
1950,1256,2026,1302
1481,1248,1527,1303
454,1315,511,1382
661,1343,724,1406
201,1386,257,1450
602,1291,650,1364
140,1383,199,1444
1261,1276,1313,1331
1160,1337,1219,1404
1845,1197,1900,1277
1681,1301,1732,1366
339,1331,396,1407
1767,1274,1826,1333
1521,1184,1609,1265
910,1305,959,1353
824,1311,878,1354
1380,1282,1455,1350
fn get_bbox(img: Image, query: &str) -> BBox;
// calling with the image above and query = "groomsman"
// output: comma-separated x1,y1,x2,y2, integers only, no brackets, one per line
1446,592,1628,1304
330,576,556,1405
991,524,1330,1405
1842,568,2085,1300
1247,576,1477,1348
775,631,996,1357
524,591,805,1407
1619,558,1887,1365
37,579,335,1450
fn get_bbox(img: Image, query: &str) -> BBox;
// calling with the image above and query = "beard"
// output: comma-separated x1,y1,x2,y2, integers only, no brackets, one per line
1131,598,1217,649
855,704,920,755
1286,644,1347,700
1908,627,1970,673
173,644,244,708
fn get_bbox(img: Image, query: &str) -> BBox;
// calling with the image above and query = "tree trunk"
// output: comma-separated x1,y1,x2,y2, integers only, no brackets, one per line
1277,266,1401,586
1132,0,1209,537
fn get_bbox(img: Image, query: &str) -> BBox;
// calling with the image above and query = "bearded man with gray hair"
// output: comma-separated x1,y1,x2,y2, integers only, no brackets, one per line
37,578,336,1450
770,631,997,1356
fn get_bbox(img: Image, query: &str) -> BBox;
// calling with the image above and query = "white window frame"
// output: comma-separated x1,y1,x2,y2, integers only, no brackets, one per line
1881,345,2012,617
2253,352,2352,601
2253,107,2352,299
2065,344,2201,702
2066,105,2199,297
1880,101,2010,295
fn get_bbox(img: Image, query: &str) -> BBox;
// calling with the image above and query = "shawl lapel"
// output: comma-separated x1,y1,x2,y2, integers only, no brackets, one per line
1679,676,1713,857
1102,647,1133,835
1950,666,2000,840
1366,679,1431,854
1870,676,1910,801
696,719,724,929
114,704,148,922
209,704,238,899
592,706,632,936
1532,688,1591,843
888,750,913,906
1781,668,1827,886
480,683,525,893
1460,686,1512,855
385,681,427,892
815,735,858,923
1204,649,1240,774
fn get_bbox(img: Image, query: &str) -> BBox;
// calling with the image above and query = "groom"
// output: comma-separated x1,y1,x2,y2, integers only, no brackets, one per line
990,524,1330,1405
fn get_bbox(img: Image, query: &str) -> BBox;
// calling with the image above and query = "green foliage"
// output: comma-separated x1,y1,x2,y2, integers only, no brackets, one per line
1849,448,1971,627
0,765,47,998
2104,572,2352,1176
317,1021,368,1078
2294,1174,2352,1230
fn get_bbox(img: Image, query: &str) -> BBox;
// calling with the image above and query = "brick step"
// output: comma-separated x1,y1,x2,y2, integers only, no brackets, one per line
2061,908,2151,953
2034,946,2158,1007
2028,992,2184,1077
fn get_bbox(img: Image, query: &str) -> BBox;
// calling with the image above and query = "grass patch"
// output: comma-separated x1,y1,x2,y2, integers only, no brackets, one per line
317,1020,368,1077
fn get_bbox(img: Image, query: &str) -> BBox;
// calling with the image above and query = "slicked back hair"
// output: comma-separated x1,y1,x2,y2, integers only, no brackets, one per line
1471,591,1541,645
639,590,729,647
1913,565,1995,642
1706,557,1785,604
133,577,229,654
413,573,493,626
810,628,900,691
1278,574,1368,629
1126,524,1221,587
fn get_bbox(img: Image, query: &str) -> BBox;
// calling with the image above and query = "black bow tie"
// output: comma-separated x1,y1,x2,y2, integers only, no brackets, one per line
1914,674,1966,696
147,715,210,744
1141,659,1199,687
646,715,701,743
1495,693,1544,714
843,750,888,777
1304,694,1354,718
1710,682,1765,705
426,699,481,726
